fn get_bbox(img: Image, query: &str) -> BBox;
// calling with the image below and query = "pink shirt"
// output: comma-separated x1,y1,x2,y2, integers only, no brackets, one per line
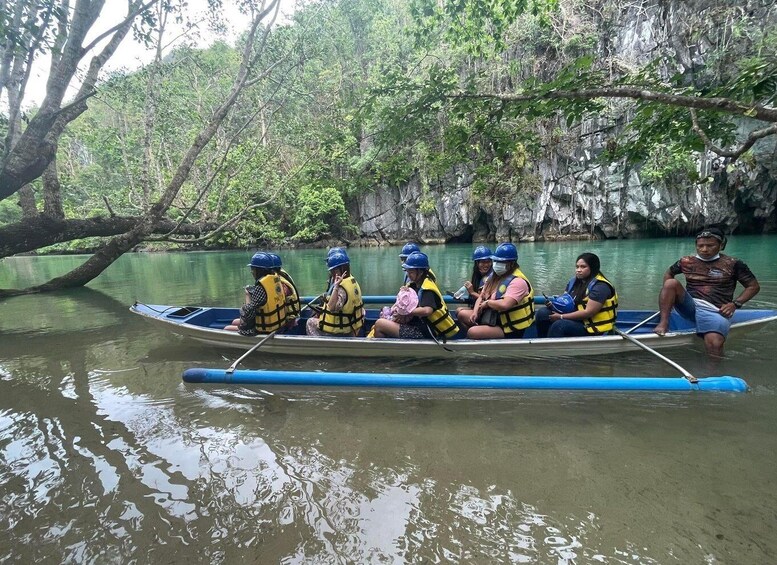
488,276,529,304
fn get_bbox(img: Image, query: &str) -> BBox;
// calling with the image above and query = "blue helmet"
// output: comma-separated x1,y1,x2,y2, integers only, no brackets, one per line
247,252,273,269
546,293,576,314
327,246,346,258
491,242,518,262
327,250,350,270
268,253,282,269
472,246,493,261
399,242,421,259
402,251,430,270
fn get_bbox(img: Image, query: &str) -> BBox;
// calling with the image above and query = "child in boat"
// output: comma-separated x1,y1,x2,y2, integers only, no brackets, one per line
462,243,535,339
371,252,459,340
306,250,365,337
535,252,618,338
455,245,493,321
224,252,288,335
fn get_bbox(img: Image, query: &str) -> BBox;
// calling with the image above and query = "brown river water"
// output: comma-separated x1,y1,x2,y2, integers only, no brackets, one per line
1,237,776,563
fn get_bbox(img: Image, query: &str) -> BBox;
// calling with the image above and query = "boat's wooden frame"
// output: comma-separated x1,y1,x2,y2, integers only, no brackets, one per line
130,300,777,360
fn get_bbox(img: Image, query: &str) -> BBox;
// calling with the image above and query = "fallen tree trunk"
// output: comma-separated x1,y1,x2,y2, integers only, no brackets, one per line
0,216,219,258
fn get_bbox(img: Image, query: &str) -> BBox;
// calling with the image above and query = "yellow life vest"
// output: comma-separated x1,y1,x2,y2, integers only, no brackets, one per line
574,273,618,335
418,278,459,339
279,269,301,318
494,267,535,333
319,276,365,335
254,274,288,333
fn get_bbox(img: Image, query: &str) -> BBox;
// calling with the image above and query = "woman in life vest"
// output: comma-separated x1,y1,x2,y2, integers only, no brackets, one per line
455,245,493,321
535,252,618,338
372,252,460,340
224,252,288,335
306,250,365,337
464,243,535,339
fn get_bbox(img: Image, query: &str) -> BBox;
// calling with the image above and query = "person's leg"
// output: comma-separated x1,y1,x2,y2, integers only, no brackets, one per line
694,307,731,357
547,319,589,338
456,307,475,328
466,325,506,340
372,318,401,338
534,307,553,338
703,332,726,357
654,279,688,335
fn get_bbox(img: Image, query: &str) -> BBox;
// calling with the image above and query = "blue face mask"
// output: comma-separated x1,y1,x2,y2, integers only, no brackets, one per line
493,262,508,275
695,254,720,262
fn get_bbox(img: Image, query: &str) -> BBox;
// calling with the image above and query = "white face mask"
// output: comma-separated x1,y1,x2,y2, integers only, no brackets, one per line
695,254,720,262
493,262,509,275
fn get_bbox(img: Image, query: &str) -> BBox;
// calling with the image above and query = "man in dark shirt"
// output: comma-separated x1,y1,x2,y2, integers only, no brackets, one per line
654,227,760,356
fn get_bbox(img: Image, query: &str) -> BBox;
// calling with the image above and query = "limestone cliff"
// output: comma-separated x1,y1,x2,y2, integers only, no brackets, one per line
351,0,777,242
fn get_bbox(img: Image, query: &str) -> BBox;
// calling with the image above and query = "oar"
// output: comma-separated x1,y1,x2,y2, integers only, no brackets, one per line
613,327,698,383
623,311,660,335
226,294,323,374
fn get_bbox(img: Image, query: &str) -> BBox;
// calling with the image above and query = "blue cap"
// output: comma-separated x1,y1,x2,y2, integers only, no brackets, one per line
472,246,493,261
327,246,346,258
399,242,421,259
247,252,273,269
268,253,282,269
491,242,518,262
402,251,430,270
327,250,350,270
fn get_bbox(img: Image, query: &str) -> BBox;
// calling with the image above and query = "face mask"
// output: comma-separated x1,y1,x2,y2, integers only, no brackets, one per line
695,254,720,262
493,262,508,275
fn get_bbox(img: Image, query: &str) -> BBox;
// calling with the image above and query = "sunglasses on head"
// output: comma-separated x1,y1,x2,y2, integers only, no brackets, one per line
696,230,723,242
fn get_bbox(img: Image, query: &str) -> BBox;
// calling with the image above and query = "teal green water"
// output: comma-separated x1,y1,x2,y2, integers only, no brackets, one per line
1,237,776,563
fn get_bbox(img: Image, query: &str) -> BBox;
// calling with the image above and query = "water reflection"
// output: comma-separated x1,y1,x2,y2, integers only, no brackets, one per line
1,239,777,562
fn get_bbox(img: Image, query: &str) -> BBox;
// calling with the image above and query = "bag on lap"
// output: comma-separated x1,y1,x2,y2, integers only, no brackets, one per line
478,308,500,326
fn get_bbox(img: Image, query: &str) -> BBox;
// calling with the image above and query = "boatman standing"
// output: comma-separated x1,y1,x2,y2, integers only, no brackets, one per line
653,227,760,356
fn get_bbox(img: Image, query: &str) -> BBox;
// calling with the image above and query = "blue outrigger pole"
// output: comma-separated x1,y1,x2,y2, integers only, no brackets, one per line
182,368,748,393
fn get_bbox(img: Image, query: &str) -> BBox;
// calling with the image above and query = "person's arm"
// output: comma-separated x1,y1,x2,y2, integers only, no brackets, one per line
240,285,267,322
482,295,517,312
549,280,610,322
411,291,437,319
719,268,760,317
549,300,602,322
664,260,683,282
326,274,347,312
485,277,526,312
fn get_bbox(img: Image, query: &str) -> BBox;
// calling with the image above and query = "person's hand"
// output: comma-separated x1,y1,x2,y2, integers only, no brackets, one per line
469,311,479,326
332,273,343,287
719,302,736,318
464,281,473,291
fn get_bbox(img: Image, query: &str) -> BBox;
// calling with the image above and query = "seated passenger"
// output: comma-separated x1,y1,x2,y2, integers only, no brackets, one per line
306,250,365,337
456,245,493,321
225,252,288,335
399,242,421,284
535,252,618,338
268,252,301,322
464,243,534,339
372,252,459,340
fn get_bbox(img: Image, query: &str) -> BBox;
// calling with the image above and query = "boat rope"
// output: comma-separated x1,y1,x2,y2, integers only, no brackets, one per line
133,301,180,315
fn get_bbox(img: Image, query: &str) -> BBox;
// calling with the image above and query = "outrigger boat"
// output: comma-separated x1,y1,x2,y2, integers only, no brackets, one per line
130,296,777,360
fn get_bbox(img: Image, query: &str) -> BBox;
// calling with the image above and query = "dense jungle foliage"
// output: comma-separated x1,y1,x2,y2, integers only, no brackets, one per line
1,0,775,257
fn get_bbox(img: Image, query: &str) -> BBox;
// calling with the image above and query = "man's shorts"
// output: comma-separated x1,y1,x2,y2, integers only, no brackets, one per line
674,291,731,337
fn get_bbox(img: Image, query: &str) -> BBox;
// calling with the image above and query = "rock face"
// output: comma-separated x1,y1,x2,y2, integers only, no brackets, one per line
351,1,777,242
